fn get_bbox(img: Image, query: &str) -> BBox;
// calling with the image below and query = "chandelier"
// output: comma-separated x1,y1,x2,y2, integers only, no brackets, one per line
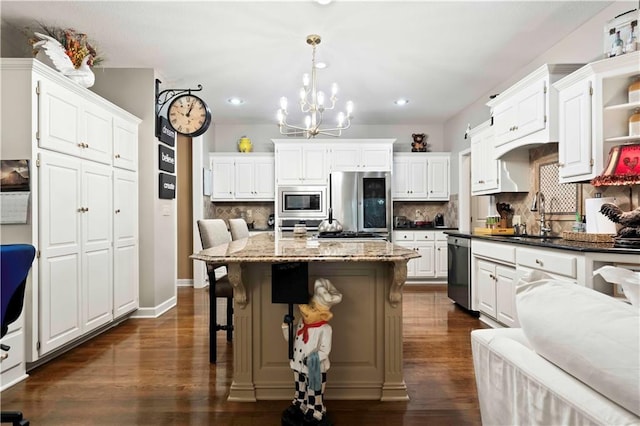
277,34,353,138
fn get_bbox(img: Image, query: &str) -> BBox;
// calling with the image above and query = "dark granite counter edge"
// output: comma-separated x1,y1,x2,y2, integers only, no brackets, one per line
444,231,639,255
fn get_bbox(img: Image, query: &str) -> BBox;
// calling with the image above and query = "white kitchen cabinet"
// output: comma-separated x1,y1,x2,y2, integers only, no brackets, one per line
470,120,529,195
393,153,450,200
211,156,235,199
113,117,138,171
327,140,393,171
472,240,518,327
487,63,583,159
515,245,584,283
210,154,275,201
39,150,113,355
113,168,139,319
38,78,113,165
0,59,140,376
393,231,447,281
426,155,450,200
554,52,640,183
273,141,328,185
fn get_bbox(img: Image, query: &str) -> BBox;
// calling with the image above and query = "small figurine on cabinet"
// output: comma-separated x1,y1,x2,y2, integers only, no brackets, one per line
281,278,342,426
411,133,429,152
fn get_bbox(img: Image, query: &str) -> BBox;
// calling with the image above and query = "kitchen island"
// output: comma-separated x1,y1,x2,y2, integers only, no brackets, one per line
191,233,420,402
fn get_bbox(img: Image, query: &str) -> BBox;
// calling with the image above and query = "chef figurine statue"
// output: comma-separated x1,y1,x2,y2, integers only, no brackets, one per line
281,278,342,426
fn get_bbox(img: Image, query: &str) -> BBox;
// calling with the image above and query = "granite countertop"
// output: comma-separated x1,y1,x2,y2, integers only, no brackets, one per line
445,231,639,254
191,233,421,264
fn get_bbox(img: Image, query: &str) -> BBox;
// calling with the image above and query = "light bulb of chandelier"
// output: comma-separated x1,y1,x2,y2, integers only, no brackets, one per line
277,109,284,125
299,88,306,100
305,115,312,129
280,97,288,111
317,91,325,106
331,83,338,96
302,73,310,88
346,101,354,115
337,112,345,126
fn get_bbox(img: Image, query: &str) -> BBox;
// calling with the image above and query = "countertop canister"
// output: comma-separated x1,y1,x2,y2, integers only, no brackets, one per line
629,76,640,103
629,108,640,137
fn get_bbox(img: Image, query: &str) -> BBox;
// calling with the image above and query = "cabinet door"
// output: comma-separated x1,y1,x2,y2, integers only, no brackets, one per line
81,161,113,333
493,100,516,147
415,242,436,278
234,158,255,198
427,157,449,200
275,146,303,185
496,265,518,327
301,145,327,184
392,157,410,198
113,169,138,318
113,117,139,171
558,78,593,181
38,152,83,355
361,146,391,171
476,260,497,318
514,78,546,141
81,102,113,164
330,145,360,171
408,158,428,199
211,157,235,199
435,241,448,278
471,126,499,194
252,157,275,199
38,79,83,157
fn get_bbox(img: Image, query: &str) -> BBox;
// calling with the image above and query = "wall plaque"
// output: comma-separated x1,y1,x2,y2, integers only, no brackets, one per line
159,172,176,199
159,145,175,173
158,116,176,146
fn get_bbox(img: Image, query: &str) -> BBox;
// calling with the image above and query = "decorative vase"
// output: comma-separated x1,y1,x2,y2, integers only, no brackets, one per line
238,136,253,153
35,49,95,88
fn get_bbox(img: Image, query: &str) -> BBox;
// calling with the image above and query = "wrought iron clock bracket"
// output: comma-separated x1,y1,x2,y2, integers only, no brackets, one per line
155,78,204,137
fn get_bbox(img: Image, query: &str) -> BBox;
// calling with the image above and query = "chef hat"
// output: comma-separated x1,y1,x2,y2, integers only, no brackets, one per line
312,278,342,310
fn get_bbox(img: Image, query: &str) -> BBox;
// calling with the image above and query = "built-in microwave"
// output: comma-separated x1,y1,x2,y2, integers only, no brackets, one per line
278,186,326,218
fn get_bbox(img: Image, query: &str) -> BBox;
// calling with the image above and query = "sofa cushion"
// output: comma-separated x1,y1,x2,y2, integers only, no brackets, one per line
516,273,640,417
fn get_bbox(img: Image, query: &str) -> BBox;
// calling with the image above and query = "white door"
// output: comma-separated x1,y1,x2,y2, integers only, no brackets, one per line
435,241,448,278
38,79,83,158
253,156,275,199
275,146,303,185
113,169,138,318
408,158,427,199
558,78,593,181
427,157,449,200
211,156,235,199
81,102,113,164
330,145,360,171
392,157,410,198
234,158,255,198
301,145,327,184
493,100,516,147
514,79,547,140
81,161,113,333
415,242,435,278
496,265,518,327
113,117,139,171
476,260,497,318
39,151,83,355
361,146,391,171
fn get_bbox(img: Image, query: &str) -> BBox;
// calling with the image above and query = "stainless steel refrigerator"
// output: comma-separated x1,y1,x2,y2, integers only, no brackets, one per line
329,171,391,237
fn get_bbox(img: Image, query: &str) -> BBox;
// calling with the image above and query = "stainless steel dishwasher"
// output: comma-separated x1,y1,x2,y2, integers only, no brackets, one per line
447,235,476,312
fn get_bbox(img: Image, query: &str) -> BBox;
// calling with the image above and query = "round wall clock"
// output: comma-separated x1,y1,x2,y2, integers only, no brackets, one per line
167,94,212,137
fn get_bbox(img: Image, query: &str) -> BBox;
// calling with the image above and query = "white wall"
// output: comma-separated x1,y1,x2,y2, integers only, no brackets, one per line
444,2,637,195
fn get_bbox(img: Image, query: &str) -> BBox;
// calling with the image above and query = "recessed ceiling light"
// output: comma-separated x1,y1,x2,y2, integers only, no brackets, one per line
315,62,327,69
315,0,333,5
227,97,245,105
394,99,409,106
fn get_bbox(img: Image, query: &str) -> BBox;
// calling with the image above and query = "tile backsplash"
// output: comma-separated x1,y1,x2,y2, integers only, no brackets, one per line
205,200,274,230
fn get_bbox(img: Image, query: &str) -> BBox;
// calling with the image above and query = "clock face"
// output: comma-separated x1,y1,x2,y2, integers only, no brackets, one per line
168,95,212,137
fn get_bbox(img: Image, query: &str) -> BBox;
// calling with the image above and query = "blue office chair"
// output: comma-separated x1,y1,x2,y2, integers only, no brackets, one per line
1,244,36,426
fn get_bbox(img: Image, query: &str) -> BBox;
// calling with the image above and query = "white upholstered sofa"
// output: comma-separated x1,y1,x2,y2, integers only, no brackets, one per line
471,271,640,426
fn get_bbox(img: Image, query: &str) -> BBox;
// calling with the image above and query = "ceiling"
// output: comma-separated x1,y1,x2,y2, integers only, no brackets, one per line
1,1,614,127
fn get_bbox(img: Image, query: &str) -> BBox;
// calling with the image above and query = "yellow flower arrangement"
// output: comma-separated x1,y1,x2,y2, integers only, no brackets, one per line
29,24,103,69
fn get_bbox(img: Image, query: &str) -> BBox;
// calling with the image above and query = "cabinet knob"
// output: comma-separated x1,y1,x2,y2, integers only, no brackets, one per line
115,209,121,214
115,154,121,159
535,259,543,266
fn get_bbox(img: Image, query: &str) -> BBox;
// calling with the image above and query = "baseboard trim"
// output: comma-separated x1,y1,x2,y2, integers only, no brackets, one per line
130,296,177,319
177,279,193,287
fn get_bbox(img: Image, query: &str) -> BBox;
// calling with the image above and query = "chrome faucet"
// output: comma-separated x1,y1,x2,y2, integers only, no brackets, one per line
530,191,552,237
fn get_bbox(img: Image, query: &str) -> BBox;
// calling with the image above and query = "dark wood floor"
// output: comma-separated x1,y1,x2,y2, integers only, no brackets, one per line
1,286,485,425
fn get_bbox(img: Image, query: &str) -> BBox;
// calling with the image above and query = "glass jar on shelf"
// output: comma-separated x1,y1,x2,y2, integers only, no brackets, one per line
629,75,640,104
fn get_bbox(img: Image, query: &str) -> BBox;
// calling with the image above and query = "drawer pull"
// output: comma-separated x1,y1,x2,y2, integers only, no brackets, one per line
535,259,543,266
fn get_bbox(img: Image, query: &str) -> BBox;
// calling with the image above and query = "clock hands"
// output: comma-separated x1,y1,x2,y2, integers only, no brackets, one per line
186,98,196,117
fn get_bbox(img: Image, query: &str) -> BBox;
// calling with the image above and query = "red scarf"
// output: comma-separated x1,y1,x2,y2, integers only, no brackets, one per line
297,320,328,343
